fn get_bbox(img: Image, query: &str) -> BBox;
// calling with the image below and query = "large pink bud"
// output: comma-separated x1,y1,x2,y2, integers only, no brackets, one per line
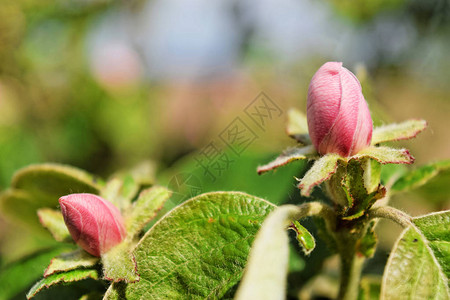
59,193,126,257
307,62,373,156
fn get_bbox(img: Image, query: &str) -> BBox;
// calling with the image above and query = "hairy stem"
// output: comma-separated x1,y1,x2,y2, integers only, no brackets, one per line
367,206,413,228
338,246,365,300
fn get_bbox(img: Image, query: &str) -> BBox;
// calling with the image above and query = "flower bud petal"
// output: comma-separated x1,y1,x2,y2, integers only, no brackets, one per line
307,62,373,156
59,193,126,257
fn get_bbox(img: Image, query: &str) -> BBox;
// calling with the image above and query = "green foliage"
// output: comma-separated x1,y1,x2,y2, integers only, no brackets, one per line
44,250,98,277
37,208,70,242
101,242,139,283
236,203,329,300
27,268,99,299
382,210,450,299
356,221,377,258
124,186,172,240
160,151,306,206
0,247,69,300
0,164,102,233
104,192,275,299
290,220,316,256
391,160,450,193
235,205,299,300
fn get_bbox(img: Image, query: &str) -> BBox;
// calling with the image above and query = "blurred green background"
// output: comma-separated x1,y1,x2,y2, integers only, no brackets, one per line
0,0,449,298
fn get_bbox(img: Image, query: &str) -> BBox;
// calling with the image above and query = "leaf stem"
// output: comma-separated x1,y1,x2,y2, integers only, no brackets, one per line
288,201,336,230
367,206,413,228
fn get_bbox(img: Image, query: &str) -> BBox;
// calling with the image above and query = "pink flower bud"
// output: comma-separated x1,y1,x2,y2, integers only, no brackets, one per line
307,62,373,156
59,193,126,257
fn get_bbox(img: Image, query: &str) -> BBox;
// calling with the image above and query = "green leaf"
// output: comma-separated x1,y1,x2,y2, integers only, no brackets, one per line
101,241,139,283
371,119,427,145
381,210,450,299
37,208,70,242
44,250,99,277
124,186,172,240
0,164,102,233
235,205,295,300
0,189,46,234
104,192,275,299
27,269,99,299
0,247,69,300
391,160,450,193
286,108,311,145
11,163,102,206
352,146,414,165
257,145,316,175
298,154,340,196
289,220,316,255
235,203,323,300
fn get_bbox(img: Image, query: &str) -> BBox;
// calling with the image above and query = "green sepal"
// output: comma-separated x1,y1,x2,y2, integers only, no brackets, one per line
257,145,316,175
371,119,427,145
298,153,340,196
124,186,172,240
26,268,99,299
356,221,377,258
37,208,71,242
286,108,311,145
44,250,99,277
289,220,316,256
362,159,381,194
101,241,139,283
381,210,450,299
352,146,414,165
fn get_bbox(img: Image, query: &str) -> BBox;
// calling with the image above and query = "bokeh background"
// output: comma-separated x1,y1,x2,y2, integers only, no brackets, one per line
0,0,449,298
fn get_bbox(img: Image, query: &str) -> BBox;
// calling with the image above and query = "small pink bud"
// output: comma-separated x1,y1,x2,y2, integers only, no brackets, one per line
307,62,373,156
59,193,126,257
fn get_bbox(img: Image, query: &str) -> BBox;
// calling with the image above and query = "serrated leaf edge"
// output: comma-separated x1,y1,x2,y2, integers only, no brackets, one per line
26,269,99,299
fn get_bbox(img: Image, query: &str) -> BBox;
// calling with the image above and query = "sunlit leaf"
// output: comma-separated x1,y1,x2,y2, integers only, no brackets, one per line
257,145,316,175
371,119,427,145
381,210,450,299
104,192,275,299
298,154,340,196
27,269,99,299
44,250,98,277
352,146,414,165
